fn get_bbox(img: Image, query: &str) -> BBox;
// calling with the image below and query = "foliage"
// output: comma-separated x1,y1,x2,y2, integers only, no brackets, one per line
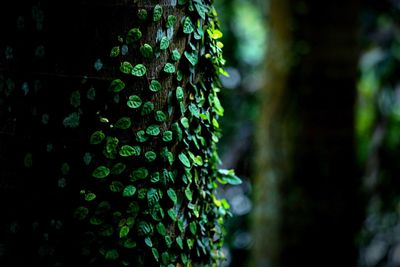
0,0,238,266
73,0,238,266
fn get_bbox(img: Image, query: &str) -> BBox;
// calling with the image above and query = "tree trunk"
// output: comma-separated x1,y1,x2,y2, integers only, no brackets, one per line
0,0,228,266
251,1,362,266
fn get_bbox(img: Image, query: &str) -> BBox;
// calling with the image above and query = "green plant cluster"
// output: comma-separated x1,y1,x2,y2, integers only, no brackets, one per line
74,1,239,266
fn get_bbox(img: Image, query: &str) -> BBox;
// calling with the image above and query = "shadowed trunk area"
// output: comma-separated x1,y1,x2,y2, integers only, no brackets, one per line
252,1,363,267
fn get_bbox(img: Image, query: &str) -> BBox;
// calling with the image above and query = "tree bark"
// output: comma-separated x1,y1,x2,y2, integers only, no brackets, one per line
0,1,227,266
251,1,362,267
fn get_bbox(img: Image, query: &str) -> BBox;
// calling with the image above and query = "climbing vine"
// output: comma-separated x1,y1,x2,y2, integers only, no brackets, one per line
73,0,239,266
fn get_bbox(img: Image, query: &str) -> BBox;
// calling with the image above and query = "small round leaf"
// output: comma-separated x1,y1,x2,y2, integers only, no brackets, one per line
146,125,160,136
178,153,191,168
126,28,142,44
90,131,105,144
145,151,157,162
132,64,147,77
127,95,142,109
140,44,153,58
163,63,176,73
92,166,110,179
120,61,133,74
149,80,162,92
123,185,137,197
153,5,163,22
160,36,170,50
119,145,141,157
115,117,131,129
109,79,125,93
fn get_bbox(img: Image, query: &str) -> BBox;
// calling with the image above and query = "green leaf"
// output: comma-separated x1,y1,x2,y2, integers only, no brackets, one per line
162,131,173,142
145,236,153,247
123,185,136,197
111,163,126,175
163,63,176,73
155,110,167,122
70,90,80,108
180,117,189,129
194,1,208,20
119,145,141,157
165,235,172,248
138,188,147,199
99,224,114,237
167,208,177,221
183,16,194,34
164,151,174,165
149,80,161,92
90,131,105,144
136,130,149,143
140,44,153,58
171,49,181,61
189,221,197,235
74,206,89,220
178,153,191,168
188,103,200,118
120,61,133,74
92,166,110,179
160,36,170,50
178,220,184,233
123,239,137,248
177,70,183,81
153,4,163,22
172,122,183,141
178,0,187,5
127,202,139,215
119,225,130,238
145,151,157,162
115,117,131,129
141,101,154,115
217,169,242,185
109,79,125,93
176,86,184,101
85,192,96,201
63,112,80,128
105,249,119,260
212,94,224,116
110,46,120,57
127,95,142,109
181,253,188,265
147,188,160,206
187,239,194,249
212,117,219,128
110,181,124,192
152,248,159,262
132,64,146,77
137,9,148,20
184,51,198,66
185,187,193,201
105,136,119,154
150,172,160,183
146,125,160,136
131,167,149,180
167,188,177,204
156,222,167,235
176,236,183,249
90,216,103,225
162,252,170,265
126,28,142,44
166,15,177,28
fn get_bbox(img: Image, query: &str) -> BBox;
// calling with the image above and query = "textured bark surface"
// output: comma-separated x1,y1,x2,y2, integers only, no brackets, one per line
252,1,362,267
0,1,191,266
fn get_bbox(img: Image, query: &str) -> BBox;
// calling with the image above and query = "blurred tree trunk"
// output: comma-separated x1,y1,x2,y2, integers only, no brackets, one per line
251,1,362,267
0,1,226,266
